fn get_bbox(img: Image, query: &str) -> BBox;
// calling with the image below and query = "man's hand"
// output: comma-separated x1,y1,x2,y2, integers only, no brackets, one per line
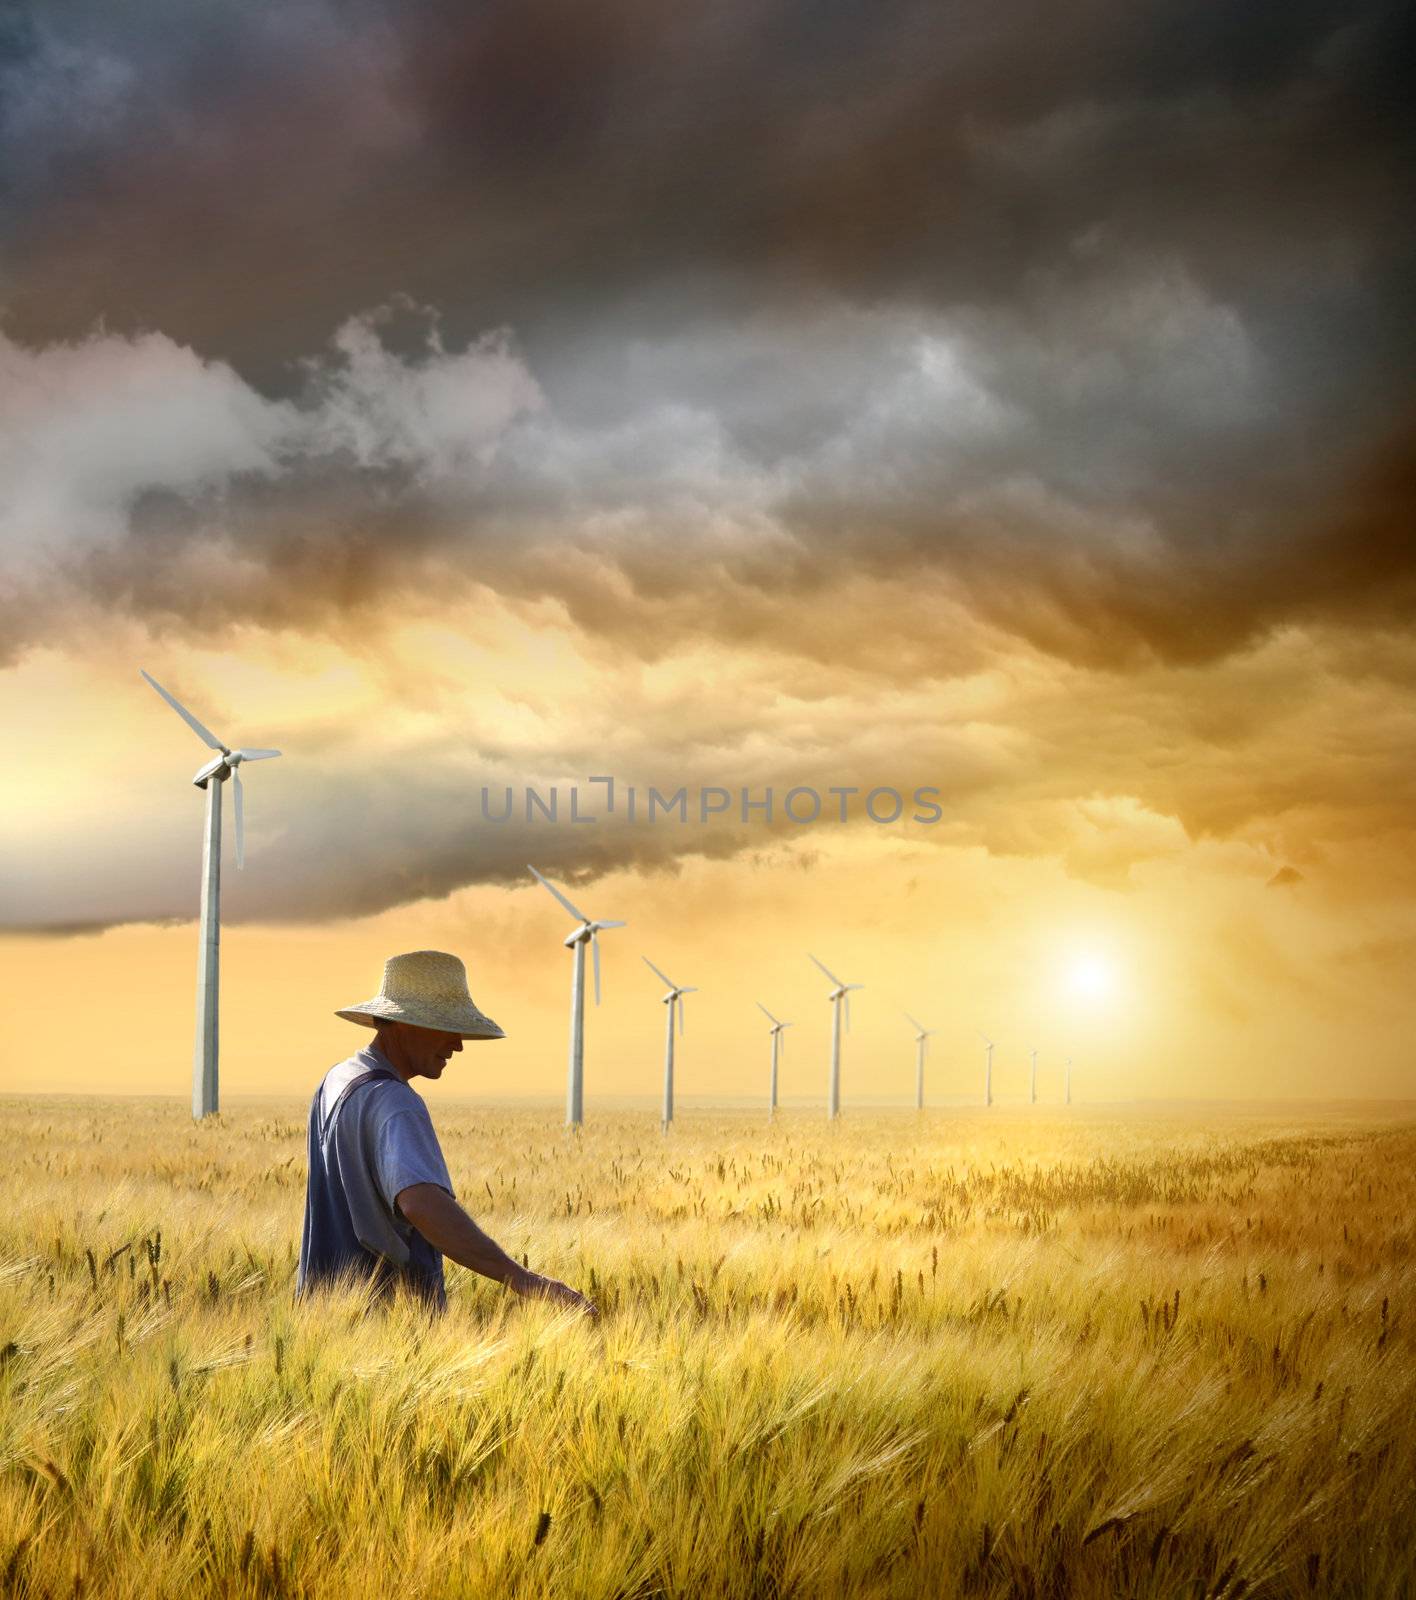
514,1268,599,1319
396,1184,599,1317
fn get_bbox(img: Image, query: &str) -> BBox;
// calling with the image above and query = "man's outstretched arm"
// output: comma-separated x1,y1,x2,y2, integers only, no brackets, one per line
396,1183,597,1315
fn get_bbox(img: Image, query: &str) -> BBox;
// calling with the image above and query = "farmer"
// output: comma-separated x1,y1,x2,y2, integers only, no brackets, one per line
296,948,596,1318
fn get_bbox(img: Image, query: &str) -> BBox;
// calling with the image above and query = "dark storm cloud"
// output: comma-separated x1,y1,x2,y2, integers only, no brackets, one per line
523,265,1416,670
4,0,1410,450
4,286,1410,679
2,0,1411,370
3,1,1415,934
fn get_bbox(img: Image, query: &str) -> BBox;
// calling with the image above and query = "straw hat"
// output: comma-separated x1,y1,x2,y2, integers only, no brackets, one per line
336,950,505,1040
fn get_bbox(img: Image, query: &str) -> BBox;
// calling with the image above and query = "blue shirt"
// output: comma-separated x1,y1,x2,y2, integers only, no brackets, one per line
296,1040,455,1310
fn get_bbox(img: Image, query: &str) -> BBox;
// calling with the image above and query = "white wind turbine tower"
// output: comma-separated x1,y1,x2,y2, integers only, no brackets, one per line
756,1003,792,1119
904,1012,937,1110
140,669,281,1121
809,954,863,1120
643,957,696,1133
528,865,626,1128
979,1032,995,1107
1030,1047,1038,1105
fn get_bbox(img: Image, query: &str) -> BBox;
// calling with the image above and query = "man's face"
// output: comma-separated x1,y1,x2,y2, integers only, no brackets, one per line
381,1022,464,1081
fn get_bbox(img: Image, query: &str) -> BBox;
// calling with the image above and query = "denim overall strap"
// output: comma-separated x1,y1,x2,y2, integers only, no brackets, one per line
316,1064,399,1145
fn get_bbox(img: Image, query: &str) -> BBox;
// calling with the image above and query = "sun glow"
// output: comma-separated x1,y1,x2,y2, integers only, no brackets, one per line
1066,952,1116,1004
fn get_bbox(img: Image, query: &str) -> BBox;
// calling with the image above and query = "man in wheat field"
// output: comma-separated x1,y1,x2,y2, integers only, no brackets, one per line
296,948,597,1318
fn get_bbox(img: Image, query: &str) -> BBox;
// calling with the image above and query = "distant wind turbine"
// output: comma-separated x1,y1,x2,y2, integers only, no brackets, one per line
756,1003,792,1119
979,1032,995,1107
643,957,696,1133
1030,1047,1038,1105
140,669,281,1121
529,865,626,1128
809,954,863,1120
904,1012,937,1110
1066,1056,1072,1106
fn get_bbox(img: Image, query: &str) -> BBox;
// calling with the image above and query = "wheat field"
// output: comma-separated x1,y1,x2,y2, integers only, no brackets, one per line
0,1096,1411,1599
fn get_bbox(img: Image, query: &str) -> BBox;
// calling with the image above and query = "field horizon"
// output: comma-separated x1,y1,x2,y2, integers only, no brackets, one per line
7,1092,1415,1113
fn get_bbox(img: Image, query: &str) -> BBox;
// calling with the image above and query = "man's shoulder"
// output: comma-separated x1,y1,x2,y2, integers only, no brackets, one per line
320,1048,425,1123
364,1077,429,1122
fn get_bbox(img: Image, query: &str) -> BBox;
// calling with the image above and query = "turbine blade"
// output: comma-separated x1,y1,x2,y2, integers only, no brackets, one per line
678,994,685,1036
678,986,698,994
140,669,225,751
233,769,245,870
643,956,675,988
903,1011,925,1034
844,992,852,1032
594,919,627,929
757,1001,781,1026
528,864,590,924
592,930,602,1005
235,748,281,761
808,952,845,987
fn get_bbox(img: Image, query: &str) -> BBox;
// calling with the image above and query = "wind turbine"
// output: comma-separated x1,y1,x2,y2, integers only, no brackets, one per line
809,954,863,1120
979,1032,995,1107
904,1012,937,1110
529,865,626,1128
756,1003,792,1119
1030,1047,1038,1105
140,669,281,1121
643,957,696,1132
1065,1056,1072,1106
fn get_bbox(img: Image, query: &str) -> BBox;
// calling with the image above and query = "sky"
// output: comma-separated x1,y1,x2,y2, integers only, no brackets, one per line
1,0,1413,1104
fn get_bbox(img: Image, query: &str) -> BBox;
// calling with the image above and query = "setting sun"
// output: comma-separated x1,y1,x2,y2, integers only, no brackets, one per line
1066,952,1117,1004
